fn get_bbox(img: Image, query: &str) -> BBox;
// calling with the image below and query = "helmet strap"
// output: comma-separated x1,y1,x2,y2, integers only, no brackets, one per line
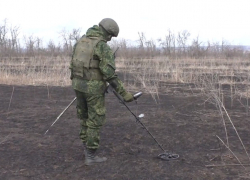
99,25,113,41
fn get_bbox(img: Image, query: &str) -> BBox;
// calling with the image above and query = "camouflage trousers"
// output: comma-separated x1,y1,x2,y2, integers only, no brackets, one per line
74,90,106,149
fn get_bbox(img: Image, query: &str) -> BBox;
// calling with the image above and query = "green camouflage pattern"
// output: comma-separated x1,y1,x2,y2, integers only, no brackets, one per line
72,78,106,95
75,90,105,149
71,25,127,95
86,25,105,39
71,35,103,79
71,25,129,149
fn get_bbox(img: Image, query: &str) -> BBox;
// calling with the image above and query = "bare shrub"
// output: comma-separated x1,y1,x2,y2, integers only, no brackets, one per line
176,30,190,58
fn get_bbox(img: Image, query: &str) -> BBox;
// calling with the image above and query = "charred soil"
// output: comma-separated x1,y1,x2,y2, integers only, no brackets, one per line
0,84,250,180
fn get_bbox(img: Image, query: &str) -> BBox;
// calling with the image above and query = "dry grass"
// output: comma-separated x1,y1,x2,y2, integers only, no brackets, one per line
0,56,71,86
0,56,249,98
117,57,250,84
115,57,250,103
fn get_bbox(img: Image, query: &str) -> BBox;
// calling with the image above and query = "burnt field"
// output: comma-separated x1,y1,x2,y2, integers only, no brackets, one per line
0,83,250,180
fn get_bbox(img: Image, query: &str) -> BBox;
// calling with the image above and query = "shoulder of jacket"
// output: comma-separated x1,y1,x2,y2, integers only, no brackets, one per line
95,41,112,52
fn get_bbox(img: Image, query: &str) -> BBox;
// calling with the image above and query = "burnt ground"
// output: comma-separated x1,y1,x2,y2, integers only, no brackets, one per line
0,84,250,180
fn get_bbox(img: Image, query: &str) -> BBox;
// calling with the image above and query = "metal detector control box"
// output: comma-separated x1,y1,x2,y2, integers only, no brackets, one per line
133,92,142,100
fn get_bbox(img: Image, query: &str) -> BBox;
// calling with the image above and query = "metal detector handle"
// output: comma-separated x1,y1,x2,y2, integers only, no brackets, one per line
113,90,125,104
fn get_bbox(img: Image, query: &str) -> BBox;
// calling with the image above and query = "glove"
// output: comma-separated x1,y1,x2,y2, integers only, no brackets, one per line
123,92,134,102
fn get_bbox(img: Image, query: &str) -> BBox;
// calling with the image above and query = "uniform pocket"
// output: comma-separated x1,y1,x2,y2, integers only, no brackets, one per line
87,95,106,127
93,97,106,116
95,106,106,116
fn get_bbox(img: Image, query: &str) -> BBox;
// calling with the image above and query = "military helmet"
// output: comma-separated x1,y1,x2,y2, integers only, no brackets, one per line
99,18,119,37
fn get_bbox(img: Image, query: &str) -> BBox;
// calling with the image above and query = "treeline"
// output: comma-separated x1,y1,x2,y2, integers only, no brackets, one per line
112,31,249,59
0,19,249,59
0,19,81,58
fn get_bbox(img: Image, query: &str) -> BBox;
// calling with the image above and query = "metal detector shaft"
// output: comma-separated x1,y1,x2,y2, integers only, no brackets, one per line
44,97,76,135
112,90,165,152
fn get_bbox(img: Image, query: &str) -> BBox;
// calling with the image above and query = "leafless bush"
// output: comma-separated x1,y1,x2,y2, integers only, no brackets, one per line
176,30,190,58
158,29,176,58
0,19,83,58
0,19,21,57
59,28,82,56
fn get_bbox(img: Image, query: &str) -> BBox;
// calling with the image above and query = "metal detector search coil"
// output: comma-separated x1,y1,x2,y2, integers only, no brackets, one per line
158,152,179,161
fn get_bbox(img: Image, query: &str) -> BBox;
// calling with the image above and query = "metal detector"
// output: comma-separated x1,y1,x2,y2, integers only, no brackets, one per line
44,97,76,135
112,90,179,161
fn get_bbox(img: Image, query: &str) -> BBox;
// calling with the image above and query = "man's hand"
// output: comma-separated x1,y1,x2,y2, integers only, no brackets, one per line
123,92,134,102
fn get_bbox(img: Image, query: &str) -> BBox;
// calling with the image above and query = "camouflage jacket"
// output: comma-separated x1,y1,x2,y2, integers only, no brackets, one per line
70,25,127,96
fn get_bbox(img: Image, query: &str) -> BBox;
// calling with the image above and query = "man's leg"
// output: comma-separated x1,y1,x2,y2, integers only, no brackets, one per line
75,90,88,155
85,94,107,165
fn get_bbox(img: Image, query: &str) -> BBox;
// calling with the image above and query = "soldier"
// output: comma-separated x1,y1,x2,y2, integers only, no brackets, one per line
69,18,134,165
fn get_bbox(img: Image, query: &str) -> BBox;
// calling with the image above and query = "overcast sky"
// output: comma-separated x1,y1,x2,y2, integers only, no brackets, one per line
1,0,250,45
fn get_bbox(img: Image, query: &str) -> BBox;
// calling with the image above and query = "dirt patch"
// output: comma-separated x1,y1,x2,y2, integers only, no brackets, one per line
0,84,250,180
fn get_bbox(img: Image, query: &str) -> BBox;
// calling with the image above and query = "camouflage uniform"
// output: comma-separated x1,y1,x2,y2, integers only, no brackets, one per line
70,25,132,150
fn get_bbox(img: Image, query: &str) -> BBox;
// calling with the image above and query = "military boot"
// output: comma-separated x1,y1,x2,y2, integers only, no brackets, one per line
85,148,107,166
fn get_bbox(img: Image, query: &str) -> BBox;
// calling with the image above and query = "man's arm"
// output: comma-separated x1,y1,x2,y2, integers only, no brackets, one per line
94,41,133,102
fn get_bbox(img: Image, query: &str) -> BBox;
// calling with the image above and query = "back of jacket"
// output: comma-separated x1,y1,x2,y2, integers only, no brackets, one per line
70,25,107,95
70,25,127,96
71,35,104,80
